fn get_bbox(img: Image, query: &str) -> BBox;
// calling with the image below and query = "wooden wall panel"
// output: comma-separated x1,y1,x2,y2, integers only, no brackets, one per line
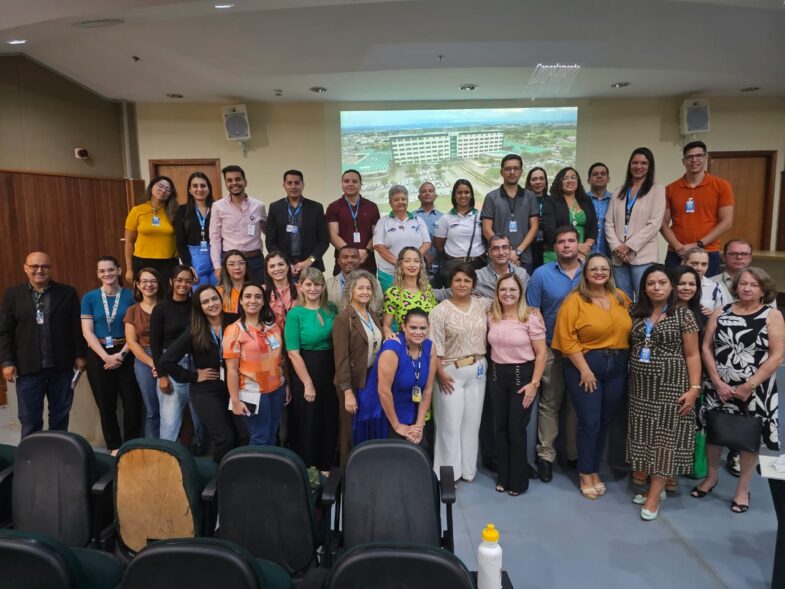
0,170,135,297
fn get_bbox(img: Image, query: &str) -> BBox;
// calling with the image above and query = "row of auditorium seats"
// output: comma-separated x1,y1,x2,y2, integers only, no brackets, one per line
0,434,482,588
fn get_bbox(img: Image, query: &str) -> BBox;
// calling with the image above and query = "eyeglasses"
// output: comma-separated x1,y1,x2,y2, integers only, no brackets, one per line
138,279,159,286
25,264,51,271
154,182,173,193
684,154,706,161
726,252,751,258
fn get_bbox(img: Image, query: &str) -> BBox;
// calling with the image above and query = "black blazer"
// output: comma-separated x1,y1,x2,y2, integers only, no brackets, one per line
0,281,86,376
265,197,329,271
541,196,598,248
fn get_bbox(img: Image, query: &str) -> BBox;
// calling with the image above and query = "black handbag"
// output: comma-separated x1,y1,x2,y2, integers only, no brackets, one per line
705,406,762,453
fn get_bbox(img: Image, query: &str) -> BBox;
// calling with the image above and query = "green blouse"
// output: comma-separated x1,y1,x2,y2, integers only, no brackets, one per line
284,304,337,351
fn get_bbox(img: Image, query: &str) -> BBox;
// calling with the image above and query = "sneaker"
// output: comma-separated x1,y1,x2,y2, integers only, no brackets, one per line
726,451,741,477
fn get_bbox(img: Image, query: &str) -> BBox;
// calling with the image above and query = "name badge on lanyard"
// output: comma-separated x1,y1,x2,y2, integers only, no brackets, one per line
266,334,280,350
286,224,299,234
353,231,361,243
640,306,667,363
196,207,209,251
508,219,518,233
247,223,256,236
101,288,123,349
36,309,44,325
152,215,161,227
685,197,695,214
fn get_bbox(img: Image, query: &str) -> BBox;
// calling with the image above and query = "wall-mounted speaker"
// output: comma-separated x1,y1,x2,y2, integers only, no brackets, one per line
680,100,710,134
222,104,251,141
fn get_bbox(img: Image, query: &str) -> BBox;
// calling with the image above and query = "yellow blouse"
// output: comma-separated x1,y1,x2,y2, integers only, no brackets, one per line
552,289,632,355
125,202,177,259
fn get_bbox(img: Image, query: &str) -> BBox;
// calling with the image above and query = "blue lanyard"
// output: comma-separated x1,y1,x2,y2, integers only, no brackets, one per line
344,196,360,229
210,327,223,357
195,207,208,239
287,201,302,223
357,309,376,334
625,189,640,224
644,304,668,341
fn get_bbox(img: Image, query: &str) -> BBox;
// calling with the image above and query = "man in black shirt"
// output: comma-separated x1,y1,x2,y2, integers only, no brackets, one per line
0,252,86,438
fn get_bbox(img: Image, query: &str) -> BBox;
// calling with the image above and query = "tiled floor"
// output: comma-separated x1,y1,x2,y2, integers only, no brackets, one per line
0,389,778,588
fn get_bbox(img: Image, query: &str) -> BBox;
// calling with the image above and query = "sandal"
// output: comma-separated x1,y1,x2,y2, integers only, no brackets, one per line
508,490,521,497
690,483,717,498
580,485,599,500
665,478,678,493
731,493,750,514
594,481,606,496
495,483,506,493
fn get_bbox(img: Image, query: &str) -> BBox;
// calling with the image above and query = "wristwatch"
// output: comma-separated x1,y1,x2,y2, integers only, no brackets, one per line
308,255,317,263
531,379,541,388
696,240,705,249
514,248,523,257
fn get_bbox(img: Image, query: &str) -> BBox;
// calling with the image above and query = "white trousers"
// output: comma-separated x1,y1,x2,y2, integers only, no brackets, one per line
433,359,487,481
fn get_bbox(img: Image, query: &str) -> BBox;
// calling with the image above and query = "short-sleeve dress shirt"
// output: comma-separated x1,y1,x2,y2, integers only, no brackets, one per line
373,213,431,275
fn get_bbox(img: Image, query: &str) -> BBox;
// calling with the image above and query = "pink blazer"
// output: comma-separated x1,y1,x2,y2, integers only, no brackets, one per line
605,183,666,265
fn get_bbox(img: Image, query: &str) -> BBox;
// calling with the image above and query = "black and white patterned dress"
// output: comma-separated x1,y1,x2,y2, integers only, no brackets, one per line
627,307,699,477
702,304,780,451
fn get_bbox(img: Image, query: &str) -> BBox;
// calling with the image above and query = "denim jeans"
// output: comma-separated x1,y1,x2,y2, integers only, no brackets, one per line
613,263,652,301
15,368,73,438
245,385,285,445
157,355,206,444
134,350,160,438
563,349,628,474
188,245,218,289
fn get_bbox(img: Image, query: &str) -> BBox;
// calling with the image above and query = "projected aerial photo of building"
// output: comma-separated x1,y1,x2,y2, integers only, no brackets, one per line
340,107,577,213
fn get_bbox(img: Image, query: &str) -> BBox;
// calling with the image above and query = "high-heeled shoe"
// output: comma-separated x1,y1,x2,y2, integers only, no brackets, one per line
633,489,666,504
731,492,750,514
640,507,659,521
690,483,717,498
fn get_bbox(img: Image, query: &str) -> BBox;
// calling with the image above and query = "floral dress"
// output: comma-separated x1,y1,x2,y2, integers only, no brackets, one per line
701,304,779,451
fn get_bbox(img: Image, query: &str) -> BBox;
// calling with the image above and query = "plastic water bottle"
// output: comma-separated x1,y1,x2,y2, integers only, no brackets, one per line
477,523,502,589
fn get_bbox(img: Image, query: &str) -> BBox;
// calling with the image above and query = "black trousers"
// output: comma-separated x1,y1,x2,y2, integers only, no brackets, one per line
289,349,338,471
86,347,143,451
488,361,534,493
131,256,179,287
190,382,238,463
771,479,785,588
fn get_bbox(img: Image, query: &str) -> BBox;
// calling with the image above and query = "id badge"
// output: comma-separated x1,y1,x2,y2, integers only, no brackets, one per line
411,386,422,403
286,224,299,234
219,366,225,382
199,240,209,252
685,198,695,214
267,335,280,349
152,215,161,227
35,309,44,325
639,347,651,363
477,362,485,378
623,225,629,237
508,220,518,233
104,335,114,348
247,223,256,236
353,231,361,243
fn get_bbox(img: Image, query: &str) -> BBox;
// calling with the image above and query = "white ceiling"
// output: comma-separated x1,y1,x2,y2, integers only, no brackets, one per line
2,0,785,102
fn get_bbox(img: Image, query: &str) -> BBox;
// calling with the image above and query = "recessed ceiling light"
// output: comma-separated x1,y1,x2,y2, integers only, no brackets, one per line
459,83,478,91
73,19,125,28
310,86,327,93
611,82,630,88
166,93,184,99
740,86,760,93
6,39,27,45
214,3,235,8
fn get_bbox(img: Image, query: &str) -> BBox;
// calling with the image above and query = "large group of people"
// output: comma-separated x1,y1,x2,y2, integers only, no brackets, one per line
1,140,782,523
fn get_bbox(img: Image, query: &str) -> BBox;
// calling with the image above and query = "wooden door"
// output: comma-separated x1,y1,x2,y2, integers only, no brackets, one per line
708,151,777,250
149,159,223,205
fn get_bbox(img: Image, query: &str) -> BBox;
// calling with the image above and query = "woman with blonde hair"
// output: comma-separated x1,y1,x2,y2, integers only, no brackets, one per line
284,267,339,473
382,246,438,338
487,272,547,495
553,253,632,499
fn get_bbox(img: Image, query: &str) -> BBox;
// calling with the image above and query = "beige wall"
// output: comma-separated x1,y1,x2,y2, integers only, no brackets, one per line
136,95,785,251
0,55,124,178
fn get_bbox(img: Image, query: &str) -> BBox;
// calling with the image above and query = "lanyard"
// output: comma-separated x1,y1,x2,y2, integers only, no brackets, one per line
101,288,123,332
401,334,422,384
357,309,376,334
644,304,668,342
32,290,45,311
344,196,360,229
287,201,303,223
195,206,209,240
625,188,640,225
505,189,519,219
210,327,223,358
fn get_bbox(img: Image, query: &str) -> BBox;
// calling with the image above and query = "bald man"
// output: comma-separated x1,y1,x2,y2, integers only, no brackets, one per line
0,252,86,438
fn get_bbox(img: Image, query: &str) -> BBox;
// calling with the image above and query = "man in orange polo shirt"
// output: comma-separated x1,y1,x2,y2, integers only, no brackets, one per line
661,140,734,277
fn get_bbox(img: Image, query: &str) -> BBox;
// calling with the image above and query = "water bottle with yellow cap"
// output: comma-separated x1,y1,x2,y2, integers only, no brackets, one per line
477,523,502,589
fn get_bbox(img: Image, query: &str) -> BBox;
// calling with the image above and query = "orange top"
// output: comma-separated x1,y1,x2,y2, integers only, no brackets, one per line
223,321,285,394
552,290,632,355
218,285,240,313
665,172,734,252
